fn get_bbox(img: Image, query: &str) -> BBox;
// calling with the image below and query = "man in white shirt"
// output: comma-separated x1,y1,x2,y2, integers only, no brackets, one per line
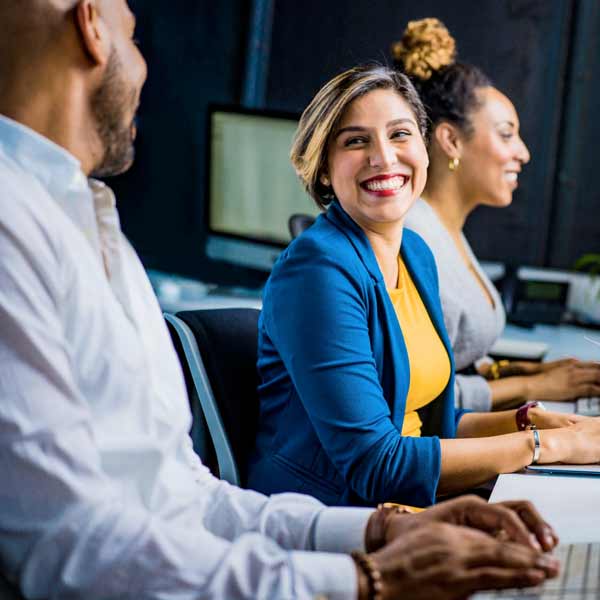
0,1,559,598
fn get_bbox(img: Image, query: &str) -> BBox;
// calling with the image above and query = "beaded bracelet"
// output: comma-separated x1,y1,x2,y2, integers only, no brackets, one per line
351,551,383,600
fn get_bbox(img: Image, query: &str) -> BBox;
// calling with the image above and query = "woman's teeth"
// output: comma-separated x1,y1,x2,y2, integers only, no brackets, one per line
364,176,407,191
504,172,518,183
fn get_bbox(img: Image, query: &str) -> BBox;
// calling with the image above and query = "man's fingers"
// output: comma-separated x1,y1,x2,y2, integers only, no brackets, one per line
497,501,558,551
458,566,546,595
464,502,537,549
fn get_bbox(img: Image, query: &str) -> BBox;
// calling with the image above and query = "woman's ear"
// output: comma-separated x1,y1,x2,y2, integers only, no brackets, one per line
433,122,463,161
320,172,330,187
75,0,110,66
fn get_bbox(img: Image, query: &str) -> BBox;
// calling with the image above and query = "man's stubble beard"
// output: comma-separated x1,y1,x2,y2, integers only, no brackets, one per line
90,47,138,178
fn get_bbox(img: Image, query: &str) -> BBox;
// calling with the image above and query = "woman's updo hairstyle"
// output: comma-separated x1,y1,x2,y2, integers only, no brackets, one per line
391,18,491,136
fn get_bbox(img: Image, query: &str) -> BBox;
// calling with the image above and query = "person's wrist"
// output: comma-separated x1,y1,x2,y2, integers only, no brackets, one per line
488,359,510,380
352,551,384,600
528,406,546,428
365,503,412,552
516,401,543,431
354,560,370,600
522,376,536,401
538,429,563,463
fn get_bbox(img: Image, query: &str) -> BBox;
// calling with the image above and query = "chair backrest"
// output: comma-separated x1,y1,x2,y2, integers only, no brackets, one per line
288,213,316,240
165,315,218,475
0,573,25,600
167,309,261,487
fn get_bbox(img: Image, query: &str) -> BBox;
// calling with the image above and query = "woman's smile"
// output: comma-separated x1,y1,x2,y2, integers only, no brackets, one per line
360,173,411,196
325,88,428,229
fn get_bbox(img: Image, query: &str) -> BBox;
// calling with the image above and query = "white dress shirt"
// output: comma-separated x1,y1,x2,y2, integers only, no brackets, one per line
0,115,372,599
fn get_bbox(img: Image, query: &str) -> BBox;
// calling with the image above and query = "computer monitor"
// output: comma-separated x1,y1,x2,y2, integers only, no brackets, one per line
205,105,321,273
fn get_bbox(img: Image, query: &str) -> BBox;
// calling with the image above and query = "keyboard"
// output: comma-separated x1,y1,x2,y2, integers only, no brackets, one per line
473,543,600,599
575,397,600,417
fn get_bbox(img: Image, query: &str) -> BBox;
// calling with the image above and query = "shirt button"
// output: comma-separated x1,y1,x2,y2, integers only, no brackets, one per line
314,595,328,600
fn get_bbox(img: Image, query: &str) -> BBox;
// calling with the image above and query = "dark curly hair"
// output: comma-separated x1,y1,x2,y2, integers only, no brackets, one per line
392,18,491,137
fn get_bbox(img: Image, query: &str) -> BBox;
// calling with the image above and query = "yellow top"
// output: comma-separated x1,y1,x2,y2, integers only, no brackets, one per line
388,257,451,437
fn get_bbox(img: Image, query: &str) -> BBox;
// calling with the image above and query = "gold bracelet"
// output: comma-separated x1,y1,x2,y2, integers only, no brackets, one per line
365,502,417,552
489,359,510,380
351,551,383,600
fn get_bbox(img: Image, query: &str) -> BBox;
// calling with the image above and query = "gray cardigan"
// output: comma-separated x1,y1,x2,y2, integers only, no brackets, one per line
405,199,505,411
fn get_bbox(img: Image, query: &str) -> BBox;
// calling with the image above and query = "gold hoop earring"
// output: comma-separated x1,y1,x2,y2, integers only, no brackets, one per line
448,157,460,171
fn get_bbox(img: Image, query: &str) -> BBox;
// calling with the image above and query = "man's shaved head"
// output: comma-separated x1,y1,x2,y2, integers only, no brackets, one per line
0,1,78,79
0,0,146,176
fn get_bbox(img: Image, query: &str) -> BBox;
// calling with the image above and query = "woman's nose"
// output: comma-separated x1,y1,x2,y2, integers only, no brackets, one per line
368,138,397,169
517,137,531,164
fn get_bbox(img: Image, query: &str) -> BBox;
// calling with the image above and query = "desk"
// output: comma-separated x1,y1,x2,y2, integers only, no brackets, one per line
490,472,600,543
501,323,600,362
490,324,600,540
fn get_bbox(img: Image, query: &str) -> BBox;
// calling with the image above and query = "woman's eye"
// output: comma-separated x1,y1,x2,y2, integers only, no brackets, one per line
391,129,411,140
344,136,367,147
499,131,514,141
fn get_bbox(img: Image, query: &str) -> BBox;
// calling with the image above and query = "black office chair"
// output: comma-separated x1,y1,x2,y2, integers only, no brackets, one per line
165,315,219,475
288,213,316,240
165,308,261,487
0,574,25,600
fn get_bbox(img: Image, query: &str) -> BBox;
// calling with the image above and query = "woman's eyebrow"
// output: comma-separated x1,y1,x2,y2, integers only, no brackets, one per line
334,118,416,139
334,126,367,139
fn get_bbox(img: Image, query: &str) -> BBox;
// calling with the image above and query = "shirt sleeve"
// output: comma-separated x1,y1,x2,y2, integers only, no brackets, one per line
264,243,442,506
454,374,493,411
0,202,361,600
189,462,371,554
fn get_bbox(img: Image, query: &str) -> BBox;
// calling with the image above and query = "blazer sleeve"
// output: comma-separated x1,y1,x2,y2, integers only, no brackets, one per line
264,243,442,506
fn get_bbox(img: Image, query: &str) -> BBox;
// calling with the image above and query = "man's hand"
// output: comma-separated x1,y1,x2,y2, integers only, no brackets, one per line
377,495,558,553
360,522,559,600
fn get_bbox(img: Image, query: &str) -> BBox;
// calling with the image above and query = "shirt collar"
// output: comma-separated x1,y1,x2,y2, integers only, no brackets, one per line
0,114,107,249
0,114,88,201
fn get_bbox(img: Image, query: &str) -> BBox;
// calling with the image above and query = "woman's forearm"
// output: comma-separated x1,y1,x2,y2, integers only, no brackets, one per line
441,418,600,495
438,432,535,494
488,376,531,410
456,410,518,438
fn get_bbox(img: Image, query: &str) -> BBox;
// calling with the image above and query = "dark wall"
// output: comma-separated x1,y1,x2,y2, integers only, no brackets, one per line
547,0,600,268
110,0,599,284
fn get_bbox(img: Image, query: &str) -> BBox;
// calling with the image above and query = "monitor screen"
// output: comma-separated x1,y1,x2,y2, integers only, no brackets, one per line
206,106,321,272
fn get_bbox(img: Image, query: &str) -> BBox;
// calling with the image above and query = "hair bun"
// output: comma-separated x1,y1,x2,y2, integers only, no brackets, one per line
391,18,456,81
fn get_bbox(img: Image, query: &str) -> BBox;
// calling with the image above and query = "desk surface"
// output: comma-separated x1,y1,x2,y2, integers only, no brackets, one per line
491,327,600,542
502,323,600,362
490,471,600,543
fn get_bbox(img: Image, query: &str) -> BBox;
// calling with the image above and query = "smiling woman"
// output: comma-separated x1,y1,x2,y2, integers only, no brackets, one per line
323,89,428,242
398,18,600,412
246,64,600,509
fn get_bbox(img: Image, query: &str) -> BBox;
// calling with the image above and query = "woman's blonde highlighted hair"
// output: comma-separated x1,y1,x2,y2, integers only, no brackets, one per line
290,64,428,209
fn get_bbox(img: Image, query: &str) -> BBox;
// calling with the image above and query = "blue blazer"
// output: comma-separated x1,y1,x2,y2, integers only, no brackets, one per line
248,201,468,507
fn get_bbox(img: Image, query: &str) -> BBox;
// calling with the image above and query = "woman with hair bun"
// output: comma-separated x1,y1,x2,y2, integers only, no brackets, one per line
248,63,600,510
397,18,600,411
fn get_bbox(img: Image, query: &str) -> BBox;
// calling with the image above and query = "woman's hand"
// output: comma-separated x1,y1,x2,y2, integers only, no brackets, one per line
525,360,600,401
380,495,558,552
362,522,559,600
541,418,600,464
505,358,578,376
528,407,589,430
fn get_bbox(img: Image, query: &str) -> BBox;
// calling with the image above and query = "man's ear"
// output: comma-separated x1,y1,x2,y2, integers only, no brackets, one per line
433,122,463,160
75,0,110,66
